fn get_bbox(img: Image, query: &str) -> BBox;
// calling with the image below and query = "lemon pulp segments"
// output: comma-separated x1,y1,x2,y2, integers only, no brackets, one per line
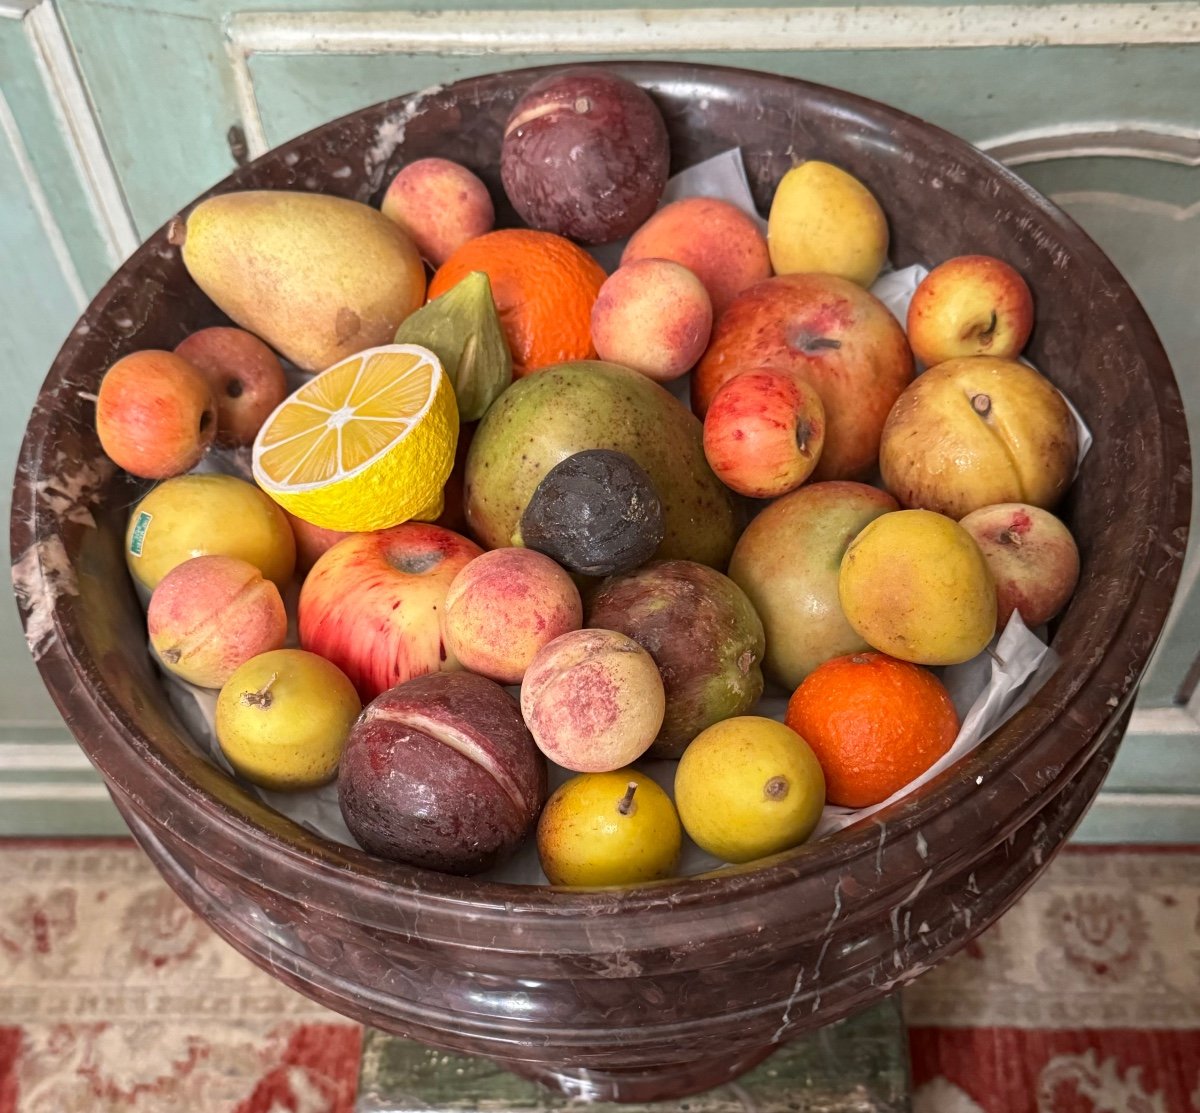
252,343,458,532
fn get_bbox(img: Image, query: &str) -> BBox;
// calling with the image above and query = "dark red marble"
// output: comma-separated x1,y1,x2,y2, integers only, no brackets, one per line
8,63,1191,1102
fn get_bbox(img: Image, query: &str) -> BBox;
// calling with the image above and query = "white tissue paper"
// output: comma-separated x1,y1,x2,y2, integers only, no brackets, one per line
150,149,1090,884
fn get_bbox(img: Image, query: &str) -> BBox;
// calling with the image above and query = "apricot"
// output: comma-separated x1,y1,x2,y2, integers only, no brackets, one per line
147,555,287,688
590,259,712,382
95,350,216,478
621,197,771,318
521,629,665,772
443,548,582,684
381,158,494,267
174,327,288,446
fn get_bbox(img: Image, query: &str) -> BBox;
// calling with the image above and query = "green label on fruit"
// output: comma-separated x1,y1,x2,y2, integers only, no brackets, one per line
128,511,152,557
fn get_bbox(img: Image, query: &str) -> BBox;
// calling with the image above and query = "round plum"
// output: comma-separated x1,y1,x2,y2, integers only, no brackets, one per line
500,69,669,244
339,672,547,875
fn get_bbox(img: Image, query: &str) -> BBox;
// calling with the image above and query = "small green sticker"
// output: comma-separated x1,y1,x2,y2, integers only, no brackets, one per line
129,511,152,557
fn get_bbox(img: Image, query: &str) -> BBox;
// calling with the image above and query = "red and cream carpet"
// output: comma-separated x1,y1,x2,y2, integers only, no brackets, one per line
0,841,1195,1112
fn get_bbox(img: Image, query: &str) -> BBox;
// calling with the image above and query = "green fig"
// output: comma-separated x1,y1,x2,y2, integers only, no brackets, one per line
394,271,512,421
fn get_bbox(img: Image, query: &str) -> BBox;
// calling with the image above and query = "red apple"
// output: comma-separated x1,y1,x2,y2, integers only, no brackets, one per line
958,503,1080,628
692,274,914,481
298,523,483,701
703,369,825,498
174,327,288,446
95,350,216,478
906,255,1034,367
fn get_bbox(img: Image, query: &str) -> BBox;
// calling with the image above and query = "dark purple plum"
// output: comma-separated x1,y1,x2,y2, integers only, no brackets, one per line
500,69,670,244
338,672,547,875
588,561,766,759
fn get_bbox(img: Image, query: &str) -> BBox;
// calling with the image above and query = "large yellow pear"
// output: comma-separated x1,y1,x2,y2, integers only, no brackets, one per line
839,509,997,665
174,191,426,372
767,161,889,287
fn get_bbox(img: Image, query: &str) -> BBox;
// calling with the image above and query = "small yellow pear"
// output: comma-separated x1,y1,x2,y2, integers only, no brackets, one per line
216,649,361,792
839,509,997,666
173,190,426,372
767,161,889,287
536,770,680,887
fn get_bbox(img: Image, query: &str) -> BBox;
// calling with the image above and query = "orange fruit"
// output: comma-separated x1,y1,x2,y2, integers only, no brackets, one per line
429,229,605,377
784,651,959,808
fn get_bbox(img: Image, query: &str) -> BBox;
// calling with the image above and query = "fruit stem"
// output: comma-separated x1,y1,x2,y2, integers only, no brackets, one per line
999,528,1021,547
617,782,638,816
241,672,278,710
981,310,998,341
971,393,992,417
166,217,187,248
795,420,814,457
985,646,1007,669
764,776,790,801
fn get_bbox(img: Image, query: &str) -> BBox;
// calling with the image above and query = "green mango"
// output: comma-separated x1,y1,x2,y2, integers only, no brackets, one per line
464,361,737,569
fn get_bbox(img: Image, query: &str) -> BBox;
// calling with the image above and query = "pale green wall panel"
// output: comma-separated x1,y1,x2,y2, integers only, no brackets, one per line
0,22,91,740
246,45,1200,156
55,0,244,238
1018,157,1199,706
0,21,115,293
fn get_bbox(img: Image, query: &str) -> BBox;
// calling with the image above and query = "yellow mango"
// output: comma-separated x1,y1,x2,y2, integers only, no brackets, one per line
839,509,996,665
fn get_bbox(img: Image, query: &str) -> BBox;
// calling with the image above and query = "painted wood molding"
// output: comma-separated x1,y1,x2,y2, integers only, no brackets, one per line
980,123,1200,167
0,88,86,308
223,4,1200,158
9,0,138,264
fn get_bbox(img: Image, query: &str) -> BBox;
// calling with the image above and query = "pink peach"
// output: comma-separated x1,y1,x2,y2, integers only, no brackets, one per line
147,555,287,688
381,158,495,267
590,259,713,382
621,197,771,318
174,327,288,446
443,548,582,684
520,629,665,772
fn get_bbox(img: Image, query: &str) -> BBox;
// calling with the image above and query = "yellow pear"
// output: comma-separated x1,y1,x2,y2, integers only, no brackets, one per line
767,161,889,287
839,509,996,666
172,191,426,372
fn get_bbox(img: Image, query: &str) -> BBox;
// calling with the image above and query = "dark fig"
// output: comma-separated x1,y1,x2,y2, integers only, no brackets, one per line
338,672,547,875
500,69,669,244
517,449,664,577
588,560,766,759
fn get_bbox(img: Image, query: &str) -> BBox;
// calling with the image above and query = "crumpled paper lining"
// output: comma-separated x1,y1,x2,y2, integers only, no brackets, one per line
149,149,1091,885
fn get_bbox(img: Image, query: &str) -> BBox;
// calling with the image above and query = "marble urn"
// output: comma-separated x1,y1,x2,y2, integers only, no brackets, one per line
10,63,1190,1103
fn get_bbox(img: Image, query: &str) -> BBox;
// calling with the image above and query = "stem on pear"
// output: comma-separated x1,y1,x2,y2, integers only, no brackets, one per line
241,672,278,710
617,782,638,816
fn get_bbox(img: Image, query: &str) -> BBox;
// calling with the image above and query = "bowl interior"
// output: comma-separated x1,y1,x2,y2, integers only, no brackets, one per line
12,61,1188,909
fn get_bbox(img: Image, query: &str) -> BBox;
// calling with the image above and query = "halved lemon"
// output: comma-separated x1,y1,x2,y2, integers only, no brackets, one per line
252,344,458,532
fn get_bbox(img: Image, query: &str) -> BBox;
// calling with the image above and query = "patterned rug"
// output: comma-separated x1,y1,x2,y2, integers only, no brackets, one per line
0,841,1195,1112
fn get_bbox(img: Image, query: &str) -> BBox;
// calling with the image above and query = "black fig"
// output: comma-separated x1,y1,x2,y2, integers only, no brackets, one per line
517,449,664,577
